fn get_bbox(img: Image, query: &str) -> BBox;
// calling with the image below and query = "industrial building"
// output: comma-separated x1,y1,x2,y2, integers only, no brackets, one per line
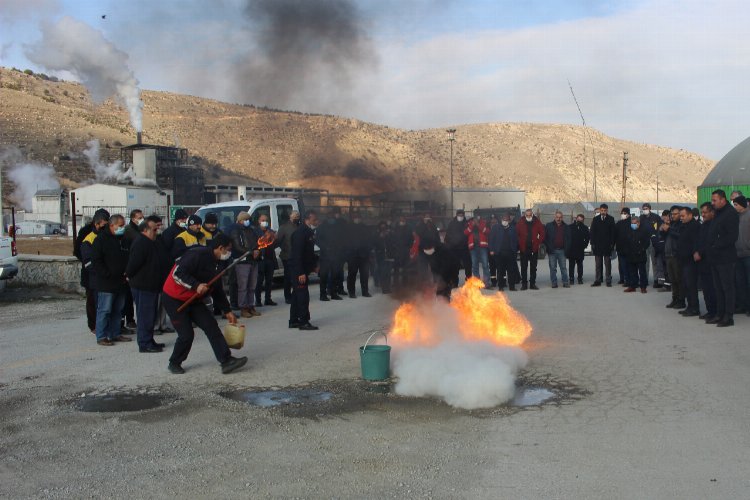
698,134,750,204
71,184,172,225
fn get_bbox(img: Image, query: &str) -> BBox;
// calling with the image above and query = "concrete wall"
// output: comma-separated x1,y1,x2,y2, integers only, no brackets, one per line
13,255,83,294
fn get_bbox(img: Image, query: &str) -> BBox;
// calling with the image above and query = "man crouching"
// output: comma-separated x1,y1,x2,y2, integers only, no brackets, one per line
161,233,247,374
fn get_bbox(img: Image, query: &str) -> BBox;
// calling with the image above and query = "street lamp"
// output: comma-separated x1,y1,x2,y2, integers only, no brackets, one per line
447,128,456,214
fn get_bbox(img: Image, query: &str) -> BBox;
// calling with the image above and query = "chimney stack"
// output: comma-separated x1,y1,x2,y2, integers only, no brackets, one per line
136,132,142,145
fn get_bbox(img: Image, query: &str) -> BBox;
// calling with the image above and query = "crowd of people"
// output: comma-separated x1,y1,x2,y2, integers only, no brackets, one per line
72,188,745,374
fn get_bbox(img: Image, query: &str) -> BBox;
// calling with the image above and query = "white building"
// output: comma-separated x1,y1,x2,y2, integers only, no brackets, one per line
71,184,173,225
24,189,68,224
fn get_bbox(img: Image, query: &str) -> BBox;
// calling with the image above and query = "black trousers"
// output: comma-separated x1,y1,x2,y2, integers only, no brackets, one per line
681,260,699,312
495,251,519,287
347,255,370,294
255,259,275,303
289,276,310,324
392,255,410,288
281,259,293,302
318,256,337,297
123,286,135,323
162,293,231,366
489,252,498,284
228,266,238,308
85,286,97,331
711,262,736,320
378,259,393,293
519,251,538,285
568,258,583,281
594,255,612,284
699,263,717,317
666,256,684,303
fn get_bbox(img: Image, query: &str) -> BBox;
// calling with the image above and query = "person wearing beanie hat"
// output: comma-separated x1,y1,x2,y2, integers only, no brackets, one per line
201,212,221,243
75,208,112,334
162,209,190,256
172,214,206,260
230,211,261,317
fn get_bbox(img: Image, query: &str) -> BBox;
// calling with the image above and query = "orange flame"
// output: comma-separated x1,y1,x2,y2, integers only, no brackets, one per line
389,277,532,347
257,231,276,250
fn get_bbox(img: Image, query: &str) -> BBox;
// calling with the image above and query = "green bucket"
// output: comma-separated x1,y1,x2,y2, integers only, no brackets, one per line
359,332,391,381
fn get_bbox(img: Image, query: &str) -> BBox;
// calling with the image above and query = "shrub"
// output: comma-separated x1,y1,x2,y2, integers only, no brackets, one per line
23,69,33,75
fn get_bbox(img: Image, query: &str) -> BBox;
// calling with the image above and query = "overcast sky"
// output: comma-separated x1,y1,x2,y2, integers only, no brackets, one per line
1,0,748,160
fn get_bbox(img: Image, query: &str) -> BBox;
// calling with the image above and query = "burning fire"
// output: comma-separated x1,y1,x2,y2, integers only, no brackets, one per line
257,232,276,250
389,277,532,347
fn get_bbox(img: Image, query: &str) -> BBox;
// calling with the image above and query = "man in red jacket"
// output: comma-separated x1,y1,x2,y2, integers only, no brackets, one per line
464,214,491,287
516,209,546,290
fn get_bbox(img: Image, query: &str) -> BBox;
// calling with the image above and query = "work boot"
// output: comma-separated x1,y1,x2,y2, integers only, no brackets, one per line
716,317,734,327
168,363,185,374
221,356,248,374
624,287,636,293
551,284,558,289
241,308,252,318
640,288,647,294
298,322,319,331
665,301,677,309
97,339,114,346
249,307,261,317
265,299,277,306
362,292,372,298
530,283,539,290
591,281,601,287
330,294,343,300
681,310,700,317
520,283,528,290
112,335,132,342
320,295,330,301
705,316,720,324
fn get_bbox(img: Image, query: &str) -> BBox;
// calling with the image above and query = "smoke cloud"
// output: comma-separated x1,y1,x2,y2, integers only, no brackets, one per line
1,147,60,211
25,16,143,131
235,0,377,111
83,140,155,187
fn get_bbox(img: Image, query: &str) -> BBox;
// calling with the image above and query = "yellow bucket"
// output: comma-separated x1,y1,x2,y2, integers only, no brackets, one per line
223,324,246,349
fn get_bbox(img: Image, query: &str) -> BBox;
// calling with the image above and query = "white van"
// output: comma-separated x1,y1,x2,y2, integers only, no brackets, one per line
194,198,304,277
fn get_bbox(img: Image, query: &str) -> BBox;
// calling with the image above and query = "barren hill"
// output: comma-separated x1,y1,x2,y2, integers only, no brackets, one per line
0,67,713,206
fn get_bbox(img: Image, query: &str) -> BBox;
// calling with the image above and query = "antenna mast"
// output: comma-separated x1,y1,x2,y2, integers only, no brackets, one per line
568,80,597,203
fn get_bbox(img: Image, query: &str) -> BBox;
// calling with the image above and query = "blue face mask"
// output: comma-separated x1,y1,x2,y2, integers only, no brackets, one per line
243,220,251,227
630,223,637,230
114,226,126,236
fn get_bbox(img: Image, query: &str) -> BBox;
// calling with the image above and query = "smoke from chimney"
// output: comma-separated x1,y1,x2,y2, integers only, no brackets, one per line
1,146,60,211
235,0,377,112
83,140,155,187
25,16,144,132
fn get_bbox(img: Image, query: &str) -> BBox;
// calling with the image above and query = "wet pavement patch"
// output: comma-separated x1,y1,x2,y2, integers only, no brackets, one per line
221,389,333,408
74,392,166,413
512,387,556,407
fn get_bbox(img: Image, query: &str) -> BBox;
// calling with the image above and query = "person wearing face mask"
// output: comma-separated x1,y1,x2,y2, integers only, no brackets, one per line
391,216,414,289
640,203,662,287
444,209,472,288
515,209,545,290
172,214,206,260
161,209,189,255
345,210,374,298
614,207,633,286
566,214,590,285
675,207,701,314
623,216,651,293
315,209,345,301
126,218,170,352
123,209,144,246
161,233,247,374
91,214,133,346
289,210,321,330
589,203,616,287
229,211,261,318
77,209,110,334
489,213,519,291
254,213,278,307
662,205,685,309
276,210,302,304
464,214,491,287
544,210,570,288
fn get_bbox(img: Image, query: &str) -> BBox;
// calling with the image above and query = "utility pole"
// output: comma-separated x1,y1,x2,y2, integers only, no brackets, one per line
447,128,456,214
621,151,628,209
656,162,662,205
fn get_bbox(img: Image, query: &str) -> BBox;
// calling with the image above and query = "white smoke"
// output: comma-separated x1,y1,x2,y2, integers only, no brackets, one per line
1,147,60,211
389,296,528,410
25,16,144,132
83,139,155,187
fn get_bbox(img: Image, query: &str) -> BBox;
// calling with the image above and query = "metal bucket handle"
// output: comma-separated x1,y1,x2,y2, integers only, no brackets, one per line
362,331,388,351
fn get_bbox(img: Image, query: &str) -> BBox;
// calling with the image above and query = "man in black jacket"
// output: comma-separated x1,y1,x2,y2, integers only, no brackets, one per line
640,203,663,287
444,209,471,288
161,208,189,255
624,216,651,293
346,211,373,298
695,203,718,320
615,207,632,285
161,233,247,374
76,208,110,334
707,190,740,326
91,214,133,346
315,211,344,301
676,207,701,316
391,216,414,289
663,206,684,309
126,218,170,352
289,210,320,330
589,203,616,287
567,214,590,285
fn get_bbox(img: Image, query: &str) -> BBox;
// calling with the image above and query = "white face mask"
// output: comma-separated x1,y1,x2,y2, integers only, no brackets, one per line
178,222,187,229
309,224,317,230
525,216,533,222
642,209,650,216
501,221,509,227
457,216,465,222
621,214,628,220
260,221,269,229
134,218,144,226
423,248,435,256
243,220,251,227
220,251,231,261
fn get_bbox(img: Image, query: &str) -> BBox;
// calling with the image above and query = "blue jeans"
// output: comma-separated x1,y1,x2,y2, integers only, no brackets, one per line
548,248,568,285
470,247,490,286
618,254,630,283
131,288,159,349
95,289,127,341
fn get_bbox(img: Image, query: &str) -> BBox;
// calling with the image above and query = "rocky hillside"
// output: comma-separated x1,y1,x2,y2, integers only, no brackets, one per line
0,67,714,206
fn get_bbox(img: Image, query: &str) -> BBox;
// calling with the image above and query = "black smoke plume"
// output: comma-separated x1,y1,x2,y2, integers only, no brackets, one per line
236,0,377,112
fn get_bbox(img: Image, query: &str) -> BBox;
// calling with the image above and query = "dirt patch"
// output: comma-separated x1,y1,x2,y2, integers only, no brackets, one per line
15,236,74,256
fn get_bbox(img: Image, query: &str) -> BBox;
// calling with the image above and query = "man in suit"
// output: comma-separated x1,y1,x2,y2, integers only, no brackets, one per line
289,210,320,331
589,203,616,287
